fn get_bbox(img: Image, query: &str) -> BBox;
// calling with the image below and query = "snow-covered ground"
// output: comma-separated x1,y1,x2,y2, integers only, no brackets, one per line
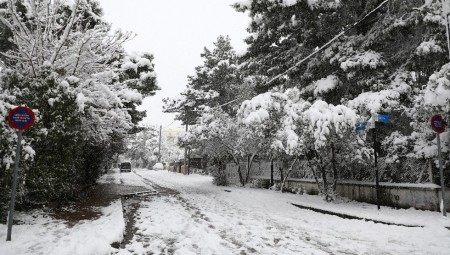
119,169,450,255
0,200,124,255
1,169,450,255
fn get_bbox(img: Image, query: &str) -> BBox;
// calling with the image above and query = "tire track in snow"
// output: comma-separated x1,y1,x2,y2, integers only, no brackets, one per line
118,172,240,253
135,172,336,254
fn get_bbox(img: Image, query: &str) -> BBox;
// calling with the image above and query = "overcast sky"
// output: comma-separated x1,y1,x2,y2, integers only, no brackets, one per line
99,0,250,129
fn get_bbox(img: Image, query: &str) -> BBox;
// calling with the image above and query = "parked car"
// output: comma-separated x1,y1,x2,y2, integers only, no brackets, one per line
120,162,132,172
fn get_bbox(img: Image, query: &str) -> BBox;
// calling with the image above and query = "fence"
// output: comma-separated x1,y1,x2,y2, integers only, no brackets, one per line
225,157,449,186
223,157,450,212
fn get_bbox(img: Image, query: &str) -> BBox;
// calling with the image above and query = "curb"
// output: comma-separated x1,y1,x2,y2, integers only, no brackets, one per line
291,203,424,228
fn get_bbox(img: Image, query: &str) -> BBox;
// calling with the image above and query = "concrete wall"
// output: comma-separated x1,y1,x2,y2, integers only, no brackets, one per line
224,161,450,212
336,181,450,212
249,177,450,212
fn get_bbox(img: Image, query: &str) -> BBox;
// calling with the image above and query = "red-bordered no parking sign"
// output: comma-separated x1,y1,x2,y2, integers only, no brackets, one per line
431,115,446,134
7,106,35,130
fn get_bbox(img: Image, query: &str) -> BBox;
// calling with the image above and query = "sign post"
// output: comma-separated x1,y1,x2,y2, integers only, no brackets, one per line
431,114,447,216
6,106,35,241
372,127,380,210
358,114,390,210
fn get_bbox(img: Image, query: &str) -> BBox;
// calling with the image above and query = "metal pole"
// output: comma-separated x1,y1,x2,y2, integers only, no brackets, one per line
373,128,381,210
6,130,23,241
158,125,162,162
187,148,190,175
437,133,447,216
184,107,188,173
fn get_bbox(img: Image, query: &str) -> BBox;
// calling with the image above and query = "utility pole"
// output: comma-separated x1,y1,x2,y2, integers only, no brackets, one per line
158,125,162,162
188,148,191,175
184,107,188,172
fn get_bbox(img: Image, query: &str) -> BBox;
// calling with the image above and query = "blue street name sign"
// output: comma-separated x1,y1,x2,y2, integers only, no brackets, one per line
355,121,368,132
377,114,389,123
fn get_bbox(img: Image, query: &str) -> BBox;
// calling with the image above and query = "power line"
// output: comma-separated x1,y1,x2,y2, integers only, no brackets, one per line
265,0,390,86
188,98,240,112
162,119,177,129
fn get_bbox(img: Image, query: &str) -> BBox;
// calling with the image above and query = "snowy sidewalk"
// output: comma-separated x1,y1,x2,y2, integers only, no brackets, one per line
0,169,151,255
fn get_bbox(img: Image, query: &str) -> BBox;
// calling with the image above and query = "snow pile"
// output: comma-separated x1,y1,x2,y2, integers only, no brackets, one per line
313,74,339,96
0,200,125,255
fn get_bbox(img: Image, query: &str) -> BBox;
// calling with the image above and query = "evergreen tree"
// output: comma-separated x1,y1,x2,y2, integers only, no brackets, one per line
163,35,241,124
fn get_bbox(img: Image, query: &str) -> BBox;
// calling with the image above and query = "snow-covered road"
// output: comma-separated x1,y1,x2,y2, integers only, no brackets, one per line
115,169,450,255
1,169,449,255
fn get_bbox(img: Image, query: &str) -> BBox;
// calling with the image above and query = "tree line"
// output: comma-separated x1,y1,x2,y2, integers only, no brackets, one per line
165,0,450,200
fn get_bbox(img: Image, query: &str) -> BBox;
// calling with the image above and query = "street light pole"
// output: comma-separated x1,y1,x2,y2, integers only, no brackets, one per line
158,125,162,162
184,107,188,173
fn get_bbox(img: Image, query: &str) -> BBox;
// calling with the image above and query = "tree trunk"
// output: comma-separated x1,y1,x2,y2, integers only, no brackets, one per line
317,155,331,201
270,158,274,187
280,157,298,193
237,164,244,186
227,152,244,186
308,160,322,193
245,153,257,184
279,163,284,190
234,156,244,186
331,142,338,193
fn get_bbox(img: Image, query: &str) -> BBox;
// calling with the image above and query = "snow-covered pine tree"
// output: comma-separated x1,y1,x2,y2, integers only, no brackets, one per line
163,35,241,125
